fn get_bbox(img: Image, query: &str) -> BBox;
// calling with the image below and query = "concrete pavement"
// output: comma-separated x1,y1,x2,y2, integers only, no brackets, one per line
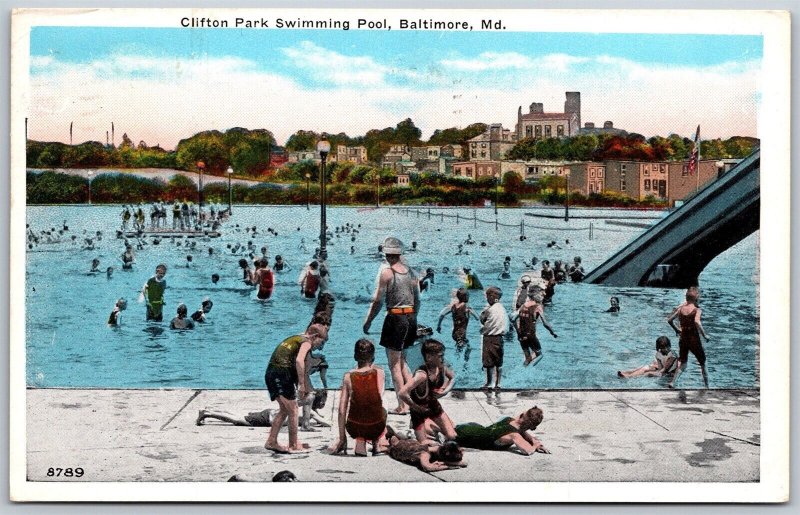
25,388,759,484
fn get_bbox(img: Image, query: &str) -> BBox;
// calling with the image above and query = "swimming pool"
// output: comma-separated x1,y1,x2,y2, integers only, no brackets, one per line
24,205,759,389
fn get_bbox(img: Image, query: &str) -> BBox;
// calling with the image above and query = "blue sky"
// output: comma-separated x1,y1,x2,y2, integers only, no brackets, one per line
29,26,762,148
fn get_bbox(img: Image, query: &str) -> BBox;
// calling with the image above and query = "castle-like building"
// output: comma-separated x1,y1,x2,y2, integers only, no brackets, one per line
515,91,582,141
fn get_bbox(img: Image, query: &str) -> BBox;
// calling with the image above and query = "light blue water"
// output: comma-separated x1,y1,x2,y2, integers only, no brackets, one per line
25,205,759,389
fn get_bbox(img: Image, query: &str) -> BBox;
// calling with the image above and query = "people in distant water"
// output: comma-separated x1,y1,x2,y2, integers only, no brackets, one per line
89,258,101,273
300,260,321,299
419,268,435,292
121,206,132,231
546,240,561,250
185,255,193,268
540,260,555,304
211,273,220,285
239,258,255,286
568,256,585,283
436,288,479,351
462,266,483,290
513,275,532,310
170,303,194,330
318,264,332,296
607,296,620,313
142,264,168,322
255,258,275,300
667,287,711,389
273,255,290,272
326,338,388,456
479,286,508,390
509,285,558,367
410,241,418,252
498,259,511,280
191,298,214,323
108,298,127,327
618,336,677,379
464,234,475,245
106,267,114,279
554,260,568,283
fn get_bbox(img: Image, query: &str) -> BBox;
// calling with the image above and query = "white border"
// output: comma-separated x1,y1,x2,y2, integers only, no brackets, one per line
8,7,791,503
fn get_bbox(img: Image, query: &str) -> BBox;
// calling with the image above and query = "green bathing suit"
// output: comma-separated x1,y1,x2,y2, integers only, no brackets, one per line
455,417,516,450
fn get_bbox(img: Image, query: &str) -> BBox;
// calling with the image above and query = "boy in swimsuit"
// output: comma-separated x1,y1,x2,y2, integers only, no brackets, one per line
255,258,275,300
436,288,479,351
107,298,127,327
454,406,549,455
264,324,329,453
667,287,711,388
398,339,457,445
510,285,558,367
607,296,620,312
191,298,213,323
479,286,508,390
142,264,167,321
618,336,677,379
326,338,388,456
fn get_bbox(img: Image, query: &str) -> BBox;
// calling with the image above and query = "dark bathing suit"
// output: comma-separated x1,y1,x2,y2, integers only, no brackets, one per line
678,308,705,365
451,303,469,347
409,364,445,429
455,417,516,450
265,335,305,401
516,303,542,354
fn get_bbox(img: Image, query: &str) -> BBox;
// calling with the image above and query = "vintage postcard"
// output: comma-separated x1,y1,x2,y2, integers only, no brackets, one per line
9,8,790,502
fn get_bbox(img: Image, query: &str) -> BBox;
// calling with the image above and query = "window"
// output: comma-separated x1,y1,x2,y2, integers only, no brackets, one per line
590,170,595,178
527,166,536,175
481,143,487,148
682,165,689,177
471,143,476,148
535,126,542,138
621,164,627,172
621,180,626,191
643,165,649,177
644,179,651,190
557,125,564,137
589,183,594,193
480,151,486,158
598,170,604,178
545,126,552,137
525,126,533,138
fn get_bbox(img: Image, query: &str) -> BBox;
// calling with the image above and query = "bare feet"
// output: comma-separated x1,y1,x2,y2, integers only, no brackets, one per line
195,410,206,426
480,383,490,390
493,384,502,391
265,442,291,454
288,444,311,453
523,357,533,367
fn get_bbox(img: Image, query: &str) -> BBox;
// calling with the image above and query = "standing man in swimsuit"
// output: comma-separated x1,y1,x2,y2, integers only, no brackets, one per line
363,236,420,415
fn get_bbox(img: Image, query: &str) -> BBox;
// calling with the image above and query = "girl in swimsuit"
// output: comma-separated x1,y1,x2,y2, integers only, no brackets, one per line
667,287,710,388
327,339,388,456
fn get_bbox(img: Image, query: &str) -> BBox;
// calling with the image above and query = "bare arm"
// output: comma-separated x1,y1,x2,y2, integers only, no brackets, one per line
376,366,385,398
363,270,388,333
419,451,450,472
433,367,455,398
295,341,312,397
436,303,453,332
468,307,480,322
667,306,681,336
398,371,427,413
327,373,351,452
507,432,546,455
538,312,558,338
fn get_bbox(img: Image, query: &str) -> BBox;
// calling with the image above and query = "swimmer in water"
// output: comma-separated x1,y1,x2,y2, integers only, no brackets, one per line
607,296,620,313
191,298,214,323
89,258,101,273
106,267,114,279
108,298,128,327
419,268,435,293
170,303,195,330
273,255,290,273
498,260,511,280
211,273,220,285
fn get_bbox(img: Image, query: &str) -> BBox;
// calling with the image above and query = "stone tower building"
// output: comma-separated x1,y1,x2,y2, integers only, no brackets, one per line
564,92,581,130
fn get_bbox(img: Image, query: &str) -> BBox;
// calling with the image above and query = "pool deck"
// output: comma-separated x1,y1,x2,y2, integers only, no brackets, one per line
22,387,760,491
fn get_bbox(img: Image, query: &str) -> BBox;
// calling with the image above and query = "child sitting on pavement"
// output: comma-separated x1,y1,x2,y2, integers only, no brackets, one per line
618,336,678,379
398,339,457,445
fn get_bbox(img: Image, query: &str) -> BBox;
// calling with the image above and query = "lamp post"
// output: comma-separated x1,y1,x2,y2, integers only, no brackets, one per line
226,166,233,215
564,171,570,222
196,161,205,212
305,172,311,210
376,172,381,208
494,173,499,216
87,170,93,205
316,136,331,260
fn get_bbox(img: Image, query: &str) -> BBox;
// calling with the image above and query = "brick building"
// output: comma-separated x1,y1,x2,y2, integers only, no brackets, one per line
566,162,606,195
467,124,516,161
452,160,502,180
515,92,581,140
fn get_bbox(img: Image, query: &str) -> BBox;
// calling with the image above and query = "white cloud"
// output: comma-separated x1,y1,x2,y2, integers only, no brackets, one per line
26,49,760,150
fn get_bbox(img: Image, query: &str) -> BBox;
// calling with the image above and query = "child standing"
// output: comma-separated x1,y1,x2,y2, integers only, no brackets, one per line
479,286,508,390
264,324,329,453
399,339,457,445
107,298,127,327
255,258,275,300
618,336,677,379
327,338,388,456
667,287,711,388
141,264,167,322
510,285,558,367
436,288,480,351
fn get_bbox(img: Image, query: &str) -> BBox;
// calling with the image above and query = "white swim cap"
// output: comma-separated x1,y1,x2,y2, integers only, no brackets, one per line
382,237,404,255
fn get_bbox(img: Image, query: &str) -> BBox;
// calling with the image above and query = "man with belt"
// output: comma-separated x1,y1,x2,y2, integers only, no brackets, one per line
363,236,420,415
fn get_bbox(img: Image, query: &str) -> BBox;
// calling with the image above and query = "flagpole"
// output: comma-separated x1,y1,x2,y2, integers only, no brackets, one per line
696,127,700,193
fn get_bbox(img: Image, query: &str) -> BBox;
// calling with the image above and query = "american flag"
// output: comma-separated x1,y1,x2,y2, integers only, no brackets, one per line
687,125,700,176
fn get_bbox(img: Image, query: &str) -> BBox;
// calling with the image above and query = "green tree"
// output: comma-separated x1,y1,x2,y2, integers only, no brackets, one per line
285,130,319,151
120,133,134,150
175,131,228,173
394,118,422,147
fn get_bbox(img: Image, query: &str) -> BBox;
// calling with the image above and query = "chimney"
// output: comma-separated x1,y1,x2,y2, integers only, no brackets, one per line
584,122,595,129
603,121,614,129
489,124,501,140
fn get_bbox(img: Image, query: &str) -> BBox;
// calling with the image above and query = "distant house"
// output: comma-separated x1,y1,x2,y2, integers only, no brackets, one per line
467,124,516,161
396,173,411,187
502,160,571,183
287,150,318,163
336,145,368,164
578,121,628,137
565,162,606,195
452,160,502,180
515,92,581,140
269,146,288,169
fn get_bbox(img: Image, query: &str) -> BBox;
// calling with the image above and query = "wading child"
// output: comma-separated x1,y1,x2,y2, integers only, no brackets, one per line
455,406,549,455
191,298,213,323
255,258,274,300
607,296,620,313
327,338,388,456
264,324,328,453
436,288,480,351
510,285,558,367
300,260,321,299
107,298,127,327
169,303,194,330
479,286,508,390
141,264,167,321
618,336,677,379
667,287,711,388
398,339,457,445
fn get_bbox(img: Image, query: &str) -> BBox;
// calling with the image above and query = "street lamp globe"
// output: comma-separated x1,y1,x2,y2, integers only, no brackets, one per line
227,166,233,175
316,138,331,157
